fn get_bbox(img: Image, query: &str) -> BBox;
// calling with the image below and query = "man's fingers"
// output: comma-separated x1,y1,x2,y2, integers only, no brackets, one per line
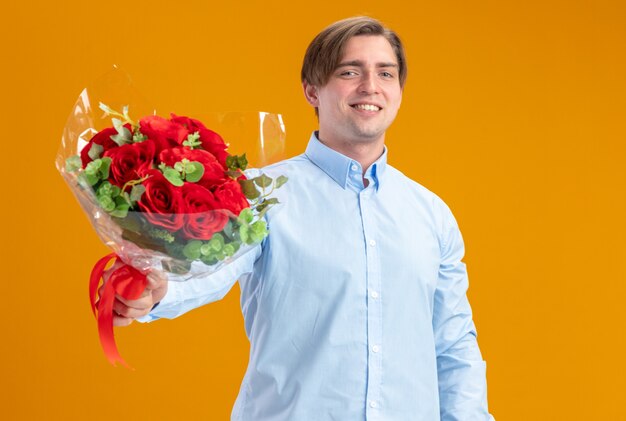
113,314,134,327
113,300,151,319
146,271,167,290
116,292,153,309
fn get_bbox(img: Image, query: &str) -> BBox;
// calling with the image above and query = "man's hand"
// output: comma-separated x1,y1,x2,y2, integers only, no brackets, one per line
100,267,169,326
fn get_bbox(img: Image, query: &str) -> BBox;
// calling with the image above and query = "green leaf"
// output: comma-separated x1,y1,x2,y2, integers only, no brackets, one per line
239,224,250,244
208,233,225,251
110,203,130,218
130,184,146,203
183,131,202,149
226,170,242,179
253,173,273,188
263,198,279,206
88,143,104,161
147,227,176,243
223,220,235,240
275,175,288,188
226,153,248,171
65,155,82,173
96,181,114,197
99,157,112,179
97,195,116,212
99,102,114,115
78,171,99,187
239,179,260,200
249,220,268,243
133,131,147,143
119,192,131,206
200,243,213,256
185,162,205,183
163,167,184,186
110,120,132,146
110,185,121,198
174,162,184,172
223,243,235,257
183,240,203,260
84,159,101,175
200,255,219,265
238,208,254,224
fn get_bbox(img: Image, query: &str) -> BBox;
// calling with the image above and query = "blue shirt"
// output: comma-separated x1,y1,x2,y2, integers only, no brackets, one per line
142,133,494,421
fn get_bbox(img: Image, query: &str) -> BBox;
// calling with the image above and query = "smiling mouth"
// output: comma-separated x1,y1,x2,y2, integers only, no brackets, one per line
351,104,381,111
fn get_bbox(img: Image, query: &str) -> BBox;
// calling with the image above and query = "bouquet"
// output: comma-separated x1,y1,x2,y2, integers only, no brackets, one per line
56,68,286,367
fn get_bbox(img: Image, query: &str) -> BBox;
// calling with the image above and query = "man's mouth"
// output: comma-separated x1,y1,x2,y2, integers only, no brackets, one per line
351,103,382,111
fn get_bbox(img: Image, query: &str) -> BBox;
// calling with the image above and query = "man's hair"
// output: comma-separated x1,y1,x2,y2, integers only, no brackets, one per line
301,16,408,88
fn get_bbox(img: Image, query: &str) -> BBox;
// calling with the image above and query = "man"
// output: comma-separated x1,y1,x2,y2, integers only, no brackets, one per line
114,16,495,421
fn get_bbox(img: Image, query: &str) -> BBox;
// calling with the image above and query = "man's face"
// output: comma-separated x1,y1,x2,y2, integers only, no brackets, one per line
305,35,403,147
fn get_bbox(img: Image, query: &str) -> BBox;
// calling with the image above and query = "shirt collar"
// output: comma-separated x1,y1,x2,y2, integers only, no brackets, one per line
304,132,388,190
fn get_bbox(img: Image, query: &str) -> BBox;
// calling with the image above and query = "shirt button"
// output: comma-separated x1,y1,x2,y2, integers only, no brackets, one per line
369,400,379,408
372,345,380,353
351,164,358,171
370,290,379,299
369,239,376,247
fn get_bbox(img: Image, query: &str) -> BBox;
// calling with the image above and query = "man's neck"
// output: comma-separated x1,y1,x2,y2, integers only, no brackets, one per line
316,133,385,173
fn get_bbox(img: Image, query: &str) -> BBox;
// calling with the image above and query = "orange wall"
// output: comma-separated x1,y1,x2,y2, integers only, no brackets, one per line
1,1,624,419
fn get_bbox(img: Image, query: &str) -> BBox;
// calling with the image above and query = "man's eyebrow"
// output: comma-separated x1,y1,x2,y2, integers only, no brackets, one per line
336,60,398,68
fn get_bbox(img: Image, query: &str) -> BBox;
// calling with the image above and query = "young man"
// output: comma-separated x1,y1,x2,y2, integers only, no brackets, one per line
117,16,495,421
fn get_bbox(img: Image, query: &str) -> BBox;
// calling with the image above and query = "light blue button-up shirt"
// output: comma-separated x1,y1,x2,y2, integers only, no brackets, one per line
143,133,494,421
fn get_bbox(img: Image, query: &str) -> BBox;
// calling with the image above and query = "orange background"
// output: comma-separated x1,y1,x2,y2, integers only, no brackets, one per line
1,1,625,419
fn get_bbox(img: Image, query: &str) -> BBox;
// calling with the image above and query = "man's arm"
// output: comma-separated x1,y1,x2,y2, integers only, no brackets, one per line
432,199,495,421
111,244,261,325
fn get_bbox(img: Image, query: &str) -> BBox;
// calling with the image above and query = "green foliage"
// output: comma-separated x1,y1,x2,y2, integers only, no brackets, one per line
226,154,248,171
183,240,203,260
254,173,273,188
239,179,260,200
276,175,288,188
159,159,205,185
147,227,176,243
65,155,82,173
238,208,254,224
183,131,202,149
88,143,104,160
110,118,132,146
130,184,145,202
77,157,112,187
133,131,147,143
184,161,204,182
162,166,184,186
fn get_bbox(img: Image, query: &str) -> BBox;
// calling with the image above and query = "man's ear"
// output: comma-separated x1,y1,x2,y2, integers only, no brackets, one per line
303,82,320,107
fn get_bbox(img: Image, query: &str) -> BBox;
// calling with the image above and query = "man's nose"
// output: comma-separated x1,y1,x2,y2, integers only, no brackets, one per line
358,72,379,95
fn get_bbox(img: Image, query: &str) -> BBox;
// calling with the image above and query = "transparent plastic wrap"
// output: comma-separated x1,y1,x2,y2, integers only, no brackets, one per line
56,66,287,366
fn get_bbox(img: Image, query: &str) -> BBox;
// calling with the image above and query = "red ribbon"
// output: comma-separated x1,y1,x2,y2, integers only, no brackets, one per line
89,253,148,368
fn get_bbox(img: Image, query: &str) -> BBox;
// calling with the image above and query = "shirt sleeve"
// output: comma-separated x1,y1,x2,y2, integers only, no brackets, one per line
137,243,261,322
432,198,495,421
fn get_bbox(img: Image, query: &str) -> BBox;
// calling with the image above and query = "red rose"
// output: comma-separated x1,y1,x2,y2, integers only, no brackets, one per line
159,147,227,188
137,169,185,231
170,115,229,167
80,126,121,167
139,115,189,153
104,139,156,187
180,183,229,240
214,179,249,217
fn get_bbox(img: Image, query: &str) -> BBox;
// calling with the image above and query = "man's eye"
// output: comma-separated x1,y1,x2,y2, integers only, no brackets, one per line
381,71,394,78
340,71,357,76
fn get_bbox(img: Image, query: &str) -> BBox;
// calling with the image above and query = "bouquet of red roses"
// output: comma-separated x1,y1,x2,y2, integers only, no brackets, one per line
64,103,285,269
57,69,286,367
